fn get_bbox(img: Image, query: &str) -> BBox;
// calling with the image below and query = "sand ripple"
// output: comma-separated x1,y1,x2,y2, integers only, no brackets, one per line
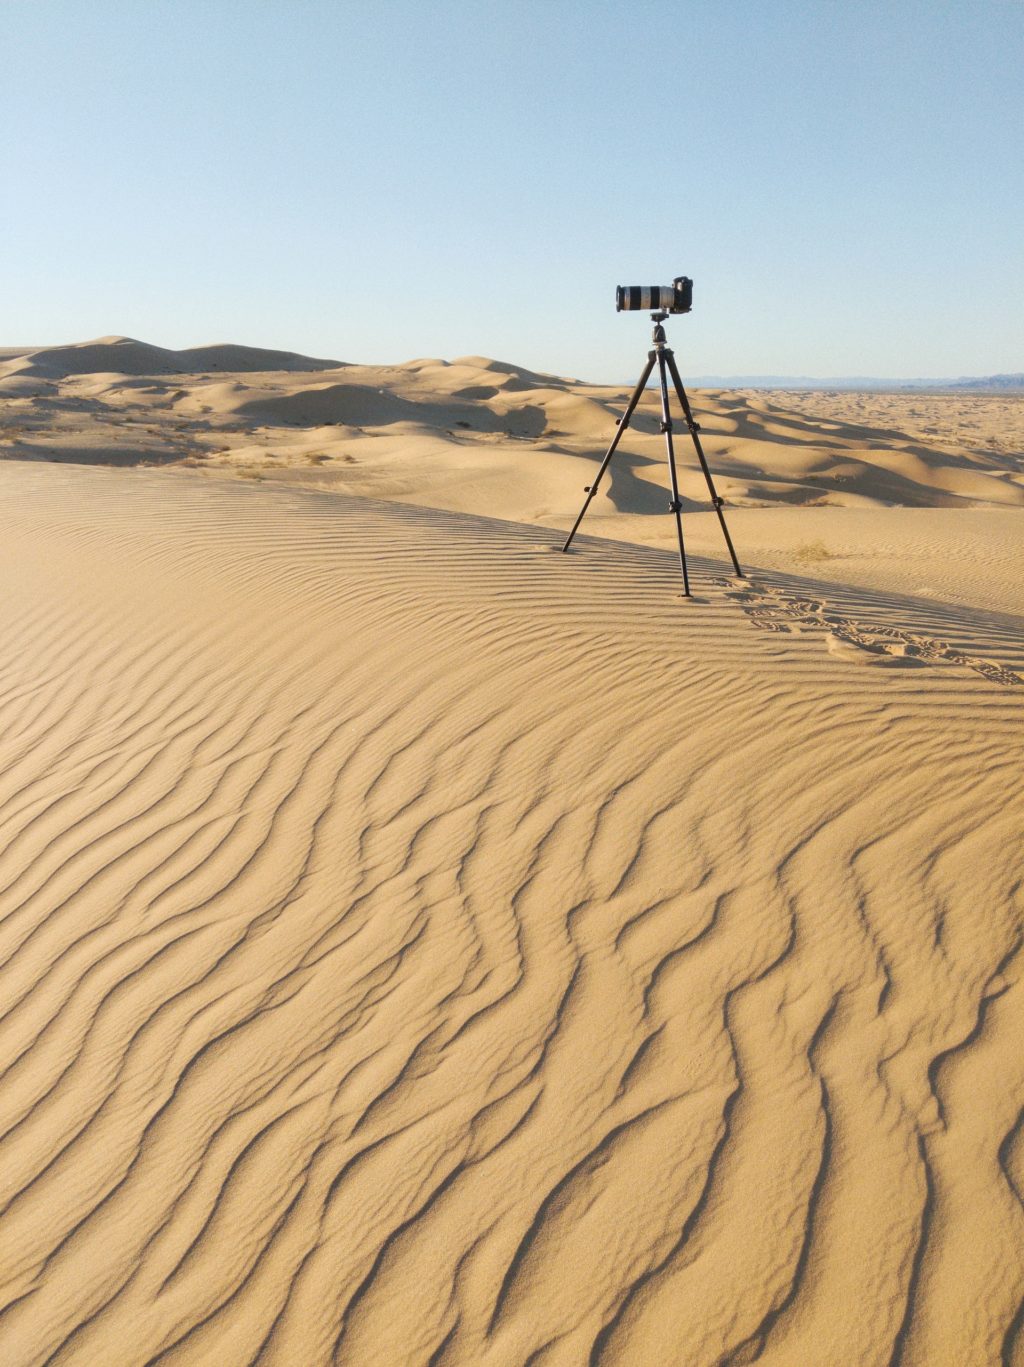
0,465,1020,1365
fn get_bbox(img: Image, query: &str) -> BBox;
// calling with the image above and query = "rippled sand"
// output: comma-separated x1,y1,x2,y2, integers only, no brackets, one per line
0,341,1022,1365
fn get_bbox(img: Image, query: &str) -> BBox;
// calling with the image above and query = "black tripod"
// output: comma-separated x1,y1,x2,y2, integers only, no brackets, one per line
562,312,743,595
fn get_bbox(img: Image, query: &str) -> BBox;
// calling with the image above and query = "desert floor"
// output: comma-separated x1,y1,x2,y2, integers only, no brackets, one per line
0,339,1022,1366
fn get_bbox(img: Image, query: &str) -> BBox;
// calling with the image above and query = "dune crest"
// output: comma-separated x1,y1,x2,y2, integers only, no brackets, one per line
2,339,1022,524
4,335,344,380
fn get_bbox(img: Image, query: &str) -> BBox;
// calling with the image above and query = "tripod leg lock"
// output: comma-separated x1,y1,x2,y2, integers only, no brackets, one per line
712,496,724,508
660,420,672,433
668,499,682,513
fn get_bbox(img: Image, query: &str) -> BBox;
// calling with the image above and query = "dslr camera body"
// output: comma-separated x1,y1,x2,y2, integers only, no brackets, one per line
616,276,692,315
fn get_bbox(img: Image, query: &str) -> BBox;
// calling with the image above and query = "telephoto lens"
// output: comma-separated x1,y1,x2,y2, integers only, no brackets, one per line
616,277,692,314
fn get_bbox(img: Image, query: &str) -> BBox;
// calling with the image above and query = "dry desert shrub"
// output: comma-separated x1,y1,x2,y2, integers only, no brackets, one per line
794,539,833,563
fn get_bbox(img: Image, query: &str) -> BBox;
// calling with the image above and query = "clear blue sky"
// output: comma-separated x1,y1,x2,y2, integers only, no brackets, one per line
3,0,1022,381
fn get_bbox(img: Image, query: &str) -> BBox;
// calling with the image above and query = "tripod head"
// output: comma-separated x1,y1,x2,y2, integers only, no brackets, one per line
651,311,669,346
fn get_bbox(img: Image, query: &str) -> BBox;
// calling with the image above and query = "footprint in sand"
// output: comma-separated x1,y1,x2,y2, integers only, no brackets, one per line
824,631,926,668
719,580,1023,686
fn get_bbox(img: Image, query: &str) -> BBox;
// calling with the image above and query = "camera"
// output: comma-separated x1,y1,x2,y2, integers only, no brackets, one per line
615,276,692,314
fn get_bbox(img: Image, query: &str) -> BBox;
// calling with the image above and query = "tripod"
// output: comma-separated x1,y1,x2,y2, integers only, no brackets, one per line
562,312,743,595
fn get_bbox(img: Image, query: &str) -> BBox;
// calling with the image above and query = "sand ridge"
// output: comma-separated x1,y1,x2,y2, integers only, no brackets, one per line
2,337,1023,521
0,460,1021,1365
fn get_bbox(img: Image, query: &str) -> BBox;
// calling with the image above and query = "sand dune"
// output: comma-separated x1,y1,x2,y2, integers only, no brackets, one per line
4,335,343,381
0,459,1021,1365
1,339,1023,1363
3,337,1023,520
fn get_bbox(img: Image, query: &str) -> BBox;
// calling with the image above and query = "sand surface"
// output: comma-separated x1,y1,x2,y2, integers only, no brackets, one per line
1,339,1023,1365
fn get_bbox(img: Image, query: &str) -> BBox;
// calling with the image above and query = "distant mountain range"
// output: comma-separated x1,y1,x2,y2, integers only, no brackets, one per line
688,373,1024,391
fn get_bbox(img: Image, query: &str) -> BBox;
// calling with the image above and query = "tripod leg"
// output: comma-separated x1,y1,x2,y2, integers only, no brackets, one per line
664,350,744,578
656,349,691,596
562,352,656,552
